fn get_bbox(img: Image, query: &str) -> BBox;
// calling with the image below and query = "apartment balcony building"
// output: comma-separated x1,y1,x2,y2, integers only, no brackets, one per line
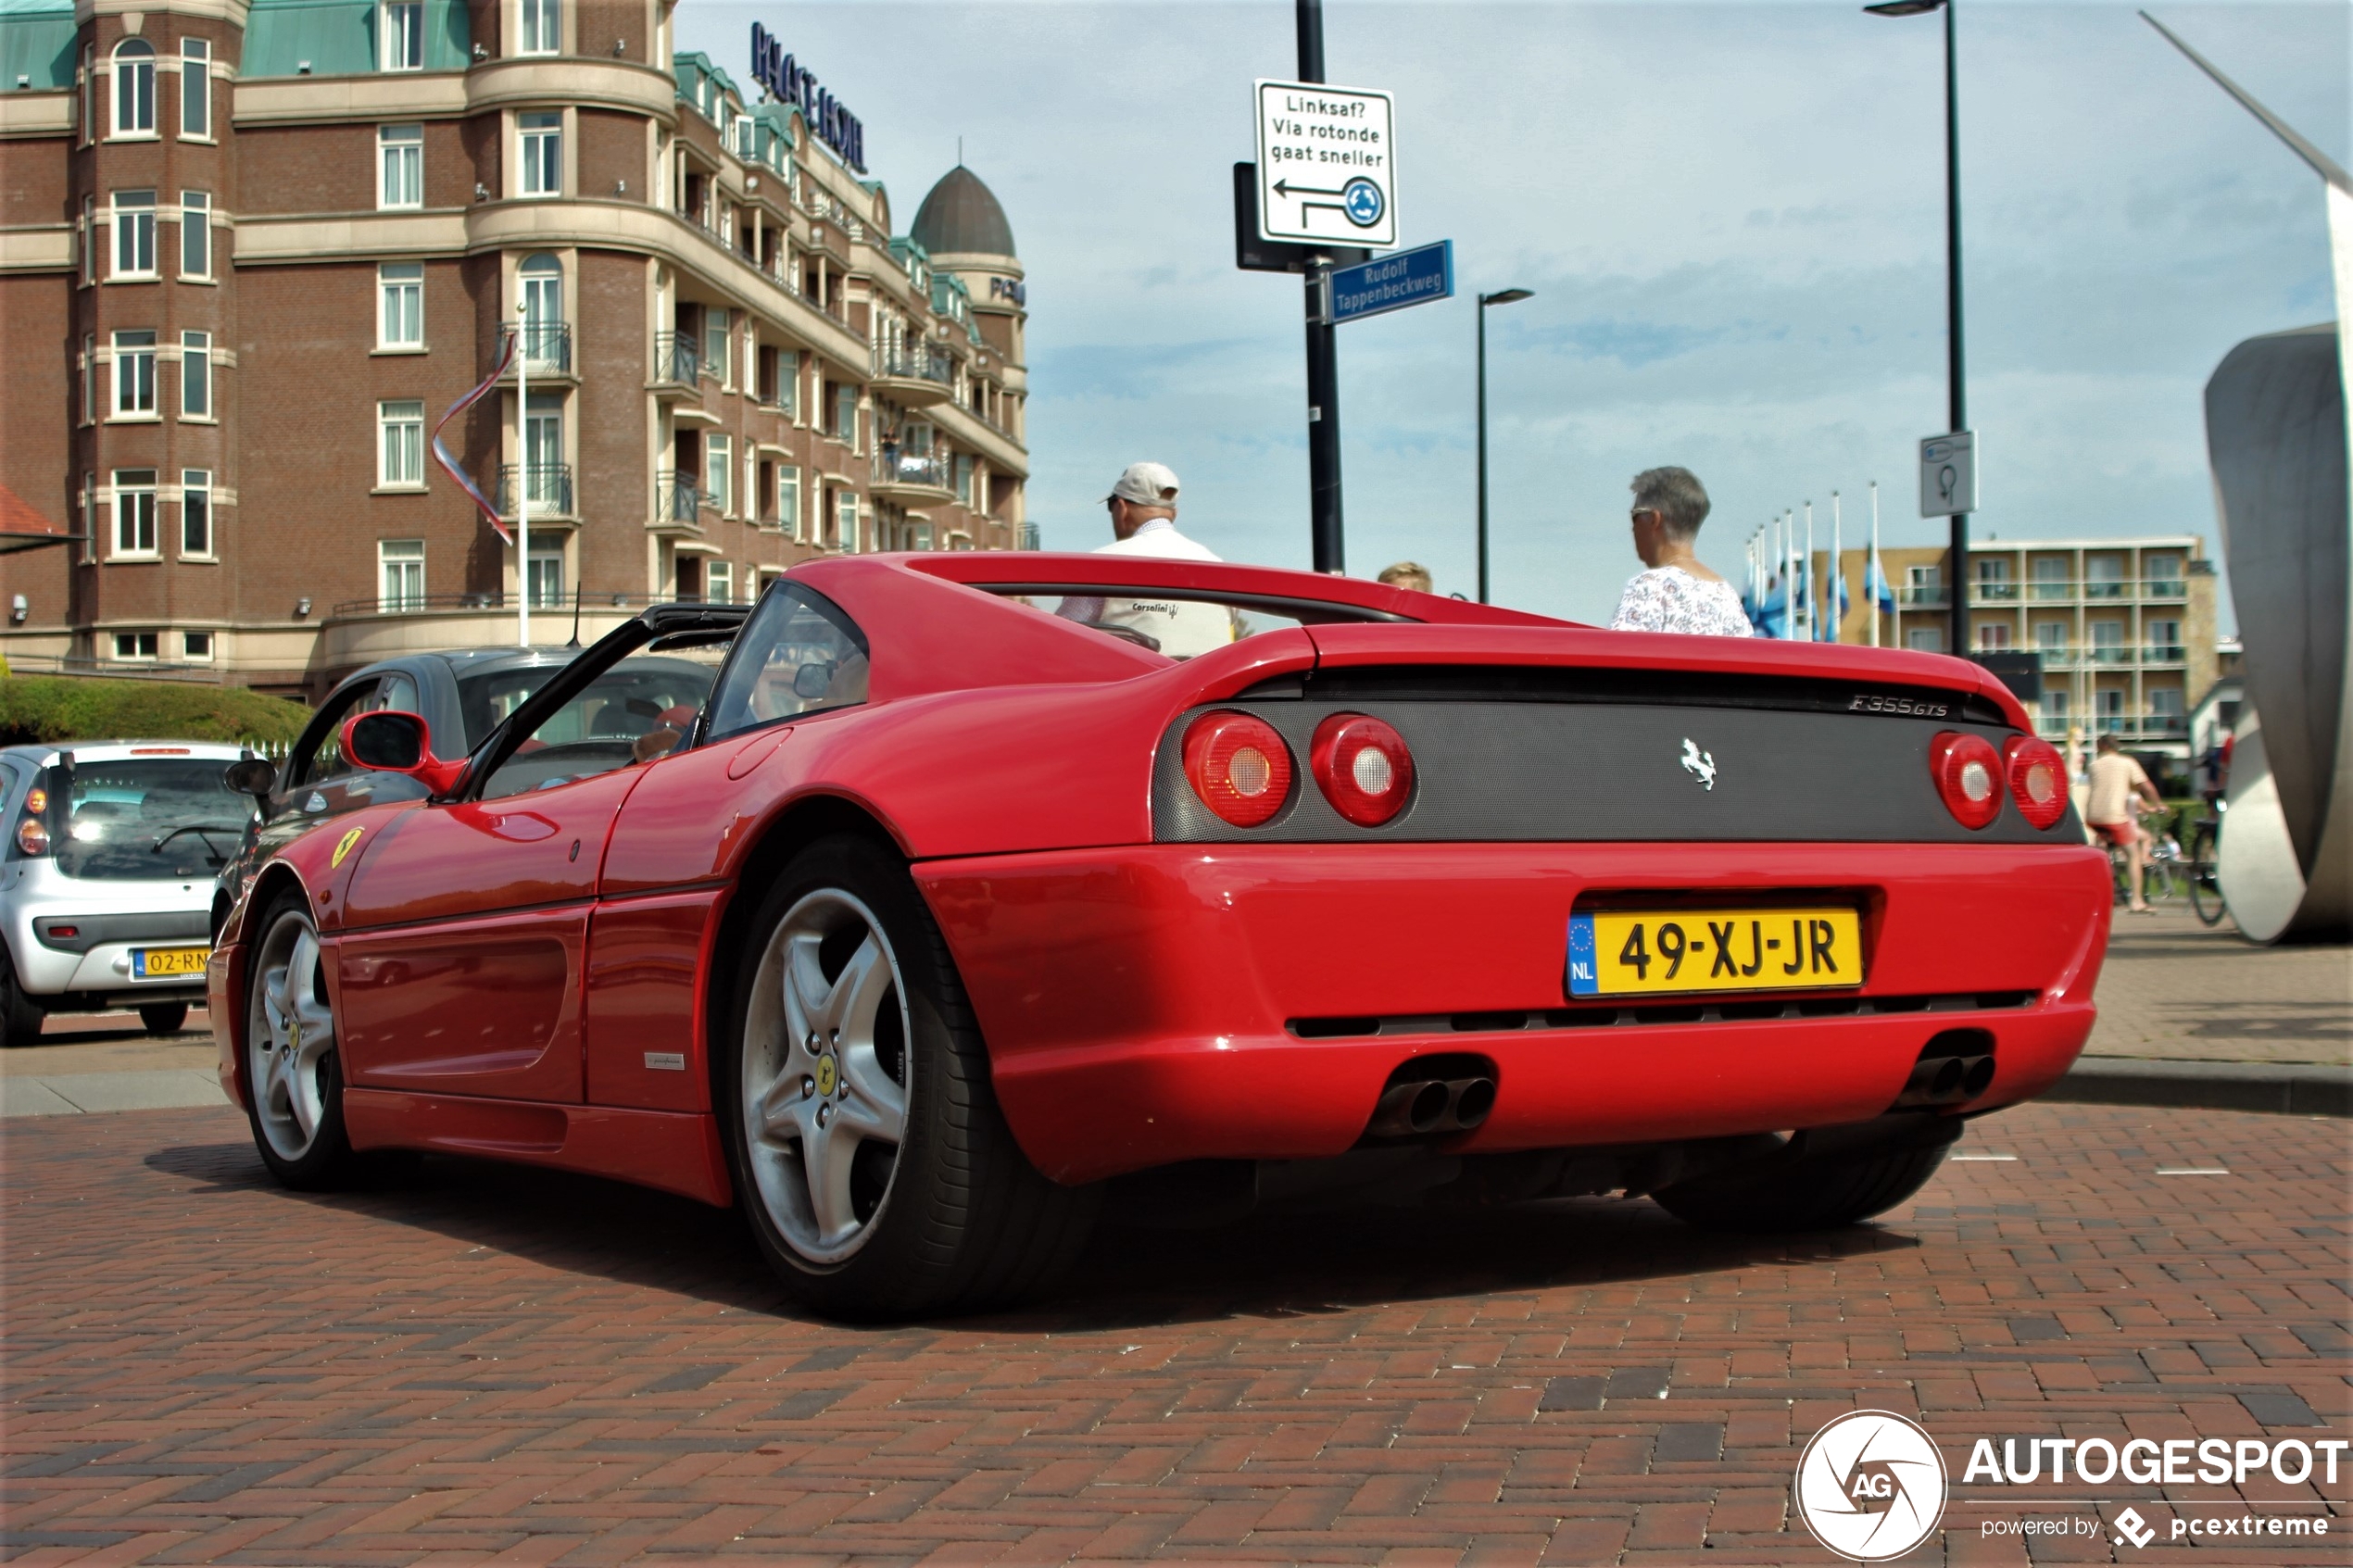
0,2,1032,697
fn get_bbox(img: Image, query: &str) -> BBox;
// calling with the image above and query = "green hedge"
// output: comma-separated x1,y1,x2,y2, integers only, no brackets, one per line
0,677,312,747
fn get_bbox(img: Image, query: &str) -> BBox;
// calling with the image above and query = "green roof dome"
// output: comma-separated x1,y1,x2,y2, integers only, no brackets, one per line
910,167,1014,259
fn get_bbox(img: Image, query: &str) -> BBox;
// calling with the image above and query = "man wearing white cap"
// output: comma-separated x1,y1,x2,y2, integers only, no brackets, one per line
1056,462,1235,657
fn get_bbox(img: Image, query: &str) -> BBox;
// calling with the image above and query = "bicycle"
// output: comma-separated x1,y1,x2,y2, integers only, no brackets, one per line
2107,802,2179,908
2185,802,2227,926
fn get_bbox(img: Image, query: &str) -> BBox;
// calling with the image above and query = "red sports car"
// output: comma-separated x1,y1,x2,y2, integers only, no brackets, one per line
209,554,2109,1318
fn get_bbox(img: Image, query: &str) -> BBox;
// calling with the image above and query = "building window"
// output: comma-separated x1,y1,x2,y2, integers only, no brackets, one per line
2032,621,2066,654
520,0,560,55
2149,686,2183,720
2030,557,2070,599
81,334,94,423
80,44,93,144
182,631,214,661
111,39,155,137
704,433,731,514
381,0,423,70
379,125,423,209
80,196,94,284
518,252,562,367
2085,555,2125,597
1906,627,1943,653
2146,619,2181,657
519,112,561,197
112,470,158,557
2041,690,2070,725
379,539,425,609
181,331,211,418
777,464,800,538
181,469,212,557
833,383,857,445
114,632,161,661
112,190,156,278
522,392,562,508
378,262,423,348
179,191,210,278
703,307,729,387
836,490,859,552
378,400,425,487
527,549,563,609
180,38,210,138
1975,622,2009,652
706,560,733,604
2145,554,2183,594
112,331,157,416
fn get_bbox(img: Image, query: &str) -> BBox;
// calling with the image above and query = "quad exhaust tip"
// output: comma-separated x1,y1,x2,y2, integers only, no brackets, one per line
1367,1070,1496,1139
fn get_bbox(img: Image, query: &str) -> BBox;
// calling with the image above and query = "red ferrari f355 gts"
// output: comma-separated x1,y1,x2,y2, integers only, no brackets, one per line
210,553,2109,1318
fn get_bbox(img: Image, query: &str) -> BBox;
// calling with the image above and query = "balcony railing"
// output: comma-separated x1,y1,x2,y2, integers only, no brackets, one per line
651,332,700,385
1970,581,2020,602
2087,644,2133,664
515,321,570,374
2083,579,2129,598
495,463,573,517
2020,577,2188,601
875,450,951,490
1896,585,1947,607
655,470,705,523
2030,644,2190,670
2144,643,2186,663
1019,522,1041,551
875,345,952,386
328,590,728,619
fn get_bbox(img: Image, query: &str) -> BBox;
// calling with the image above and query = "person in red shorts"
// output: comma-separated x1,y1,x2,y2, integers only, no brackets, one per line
2086,733,2166,912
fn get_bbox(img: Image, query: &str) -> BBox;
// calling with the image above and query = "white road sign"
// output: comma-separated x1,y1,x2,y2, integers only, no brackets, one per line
1255,80,1397,248
1919,431,1977,517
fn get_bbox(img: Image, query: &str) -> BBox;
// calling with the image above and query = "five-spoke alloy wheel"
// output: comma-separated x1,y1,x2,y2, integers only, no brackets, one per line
243,892,354,1186
720,834,1098,1320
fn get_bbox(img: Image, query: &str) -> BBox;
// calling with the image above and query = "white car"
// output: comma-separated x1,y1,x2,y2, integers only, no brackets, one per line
0,740,256,1047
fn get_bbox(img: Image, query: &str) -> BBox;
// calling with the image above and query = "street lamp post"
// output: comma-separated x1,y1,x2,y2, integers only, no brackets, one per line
1475,287,1532,604
1867,0,1968,659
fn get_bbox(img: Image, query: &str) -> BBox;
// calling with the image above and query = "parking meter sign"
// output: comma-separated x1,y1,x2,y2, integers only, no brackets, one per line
1255,80,1397,248
1919,432,1977,517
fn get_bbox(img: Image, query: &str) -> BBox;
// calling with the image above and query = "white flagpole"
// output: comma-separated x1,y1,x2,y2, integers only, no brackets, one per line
515,300,531,648
1830,491,1843,644
1869,481,1881,648
1784,510,1796,639
1802,500,1815,641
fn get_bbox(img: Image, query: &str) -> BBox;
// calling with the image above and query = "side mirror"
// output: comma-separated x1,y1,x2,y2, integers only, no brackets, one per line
223,758,277,799
792,661,835,699
340,710,467,796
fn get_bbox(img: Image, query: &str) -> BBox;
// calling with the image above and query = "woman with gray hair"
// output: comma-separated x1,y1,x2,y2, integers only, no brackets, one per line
1608,467,1755,636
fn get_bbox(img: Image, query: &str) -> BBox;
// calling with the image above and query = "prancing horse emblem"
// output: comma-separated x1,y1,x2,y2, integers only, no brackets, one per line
1680,738,1718,791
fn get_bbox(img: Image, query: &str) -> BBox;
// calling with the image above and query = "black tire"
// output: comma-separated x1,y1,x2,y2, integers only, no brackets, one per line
2188,824,2226,927
242,891,356,1190
0,955,44,1048
138,1002,190,1036
717,834,1099,1321
1654,1119,1961,1233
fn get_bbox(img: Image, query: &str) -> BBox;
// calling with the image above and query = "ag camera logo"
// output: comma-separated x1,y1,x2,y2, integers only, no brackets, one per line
1794,1411,1948,1562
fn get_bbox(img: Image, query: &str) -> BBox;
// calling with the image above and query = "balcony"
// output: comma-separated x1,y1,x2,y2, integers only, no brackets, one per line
2092,714,2189,741
871,449,956,503
1896,585,1948,608
2144,643,2186,665
1970,581,2020,603
870,345,953,408
495,463,573,519
2087,644,2133,665
2029,579,2073,600
2083,579,2128,599
2143,578,2187,600
653,470,706,527
512,321,571,377
650,332,700,392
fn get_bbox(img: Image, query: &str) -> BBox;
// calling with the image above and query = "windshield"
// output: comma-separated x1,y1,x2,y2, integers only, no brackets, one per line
53,759,251,880
477,655,723,800
454,660,577,750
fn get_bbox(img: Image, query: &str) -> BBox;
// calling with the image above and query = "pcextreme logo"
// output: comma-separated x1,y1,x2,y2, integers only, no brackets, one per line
1793,1411,1948,1562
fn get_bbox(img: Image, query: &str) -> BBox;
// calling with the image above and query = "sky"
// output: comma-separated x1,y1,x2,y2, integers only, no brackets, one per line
674,0,2347,630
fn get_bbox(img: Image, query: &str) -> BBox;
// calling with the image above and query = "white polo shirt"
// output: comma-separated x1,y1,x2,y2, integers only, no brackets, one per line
1058,519,1235,658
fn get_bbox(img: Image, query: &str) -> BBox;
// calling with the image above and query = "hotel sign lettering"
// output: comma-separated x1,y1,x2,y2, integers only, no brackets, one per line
749,24,865,173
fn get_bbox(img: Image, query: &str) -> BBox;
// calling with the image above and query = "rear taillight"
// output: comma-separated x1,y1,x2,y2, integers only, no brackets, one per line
15,817,47,856
1309,713,1416,826
1182,710,1293,827
2003,736,2069,829
1930,732,2004,829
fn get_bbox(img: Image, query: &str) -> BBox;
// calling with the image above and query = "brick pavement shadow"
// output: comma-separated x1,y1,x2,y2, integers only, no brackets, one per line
146,1137,1912,1330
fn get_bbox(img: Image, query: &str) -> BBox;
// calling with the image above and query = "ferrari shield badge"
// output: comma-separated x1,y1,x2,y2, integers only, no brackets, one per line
331,827,366,869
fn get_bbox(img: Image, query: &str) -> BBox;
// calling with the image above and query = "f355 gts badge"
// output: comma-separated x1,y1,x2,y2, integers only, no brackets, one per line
1680,738,1718,791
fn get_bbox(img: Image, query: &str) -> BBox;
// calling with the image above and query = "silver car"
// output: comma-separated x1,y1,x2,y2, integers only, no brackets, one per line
0,740,256,1047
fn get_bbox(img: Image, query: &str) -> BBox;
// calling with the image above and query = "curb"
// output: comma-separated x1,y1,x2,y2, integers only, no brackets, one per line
2045,1058,2353,1118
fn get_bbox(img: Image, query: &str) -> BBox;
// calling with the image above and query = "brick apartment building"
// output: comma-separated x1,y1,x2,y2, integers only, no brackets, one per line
1806,534,2221,770
0,0,1029,698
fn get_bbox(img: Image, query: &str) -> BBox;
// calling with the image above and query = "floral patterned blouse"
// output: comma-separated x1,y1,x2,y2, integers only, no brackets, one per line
1608,566,1755,637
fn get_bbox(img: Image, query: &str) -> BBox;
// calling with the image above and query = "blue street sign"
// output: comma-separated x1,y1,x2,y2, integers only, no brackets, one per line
1328,240,1453,325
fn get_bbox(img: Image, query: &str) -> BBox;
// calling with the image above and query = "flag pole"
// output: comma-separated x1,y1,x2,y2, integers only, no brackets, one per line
515,299,531,648
1831,490,1842,644
1869,481,1881,648
1802,500,1815,642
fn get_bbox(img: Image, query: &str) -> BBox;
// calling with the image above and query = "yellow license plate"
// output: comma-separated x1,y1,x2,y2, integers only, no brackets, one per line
1567,908,1862,997
132,946,209,978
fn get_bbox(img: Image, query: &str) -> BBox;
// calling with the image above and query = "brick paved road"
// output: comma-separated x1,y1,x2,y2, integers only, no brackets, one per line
3,1102,2346,1565
2082,910,2351,1068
